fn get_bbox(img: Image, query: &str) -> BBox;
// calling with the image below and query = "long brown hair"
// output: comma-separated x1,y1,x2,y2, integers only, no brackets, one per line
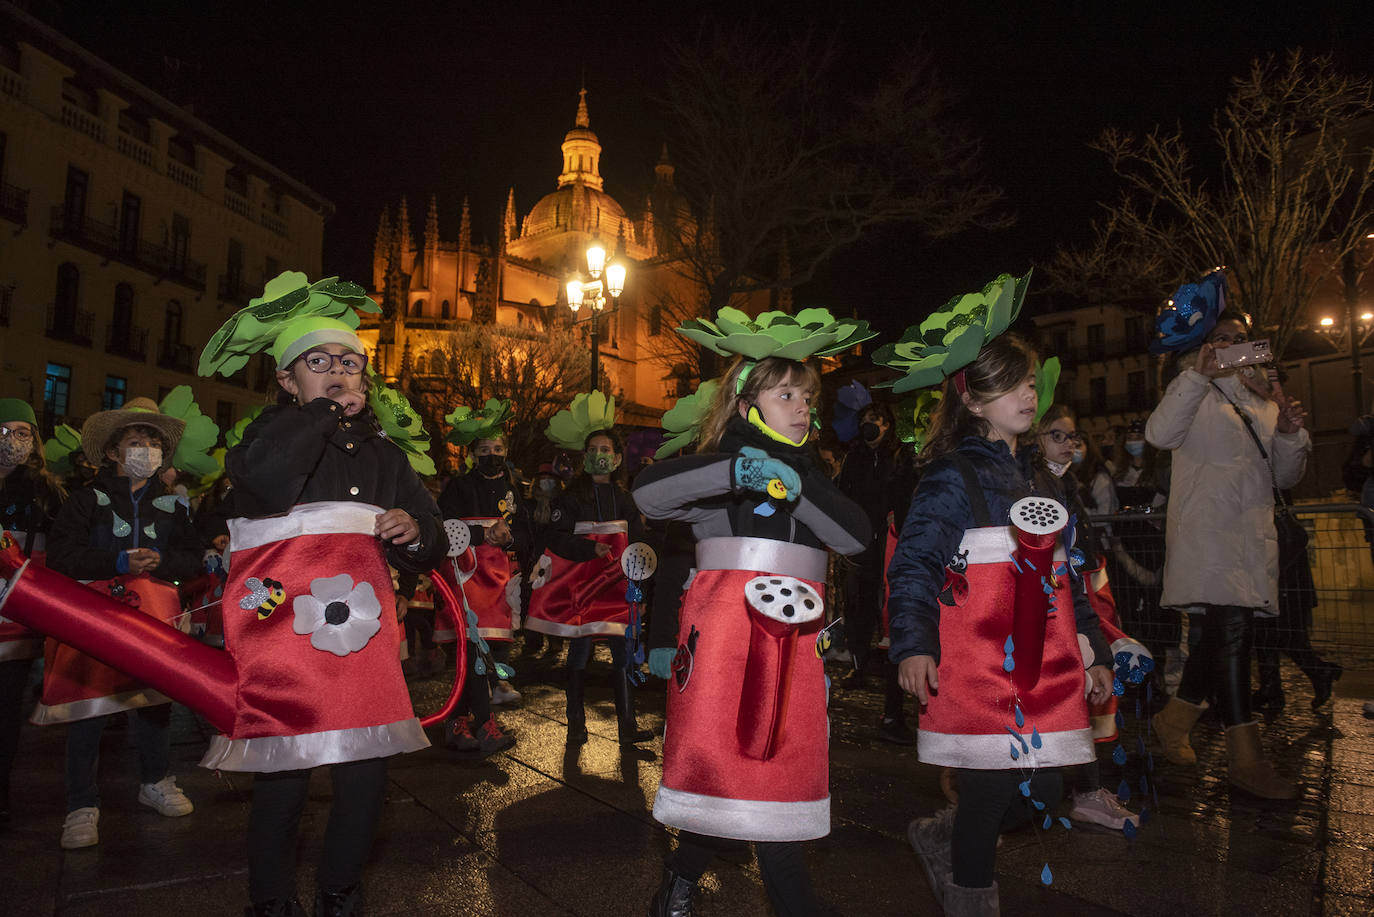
697,356,821,453
917,333,1039,465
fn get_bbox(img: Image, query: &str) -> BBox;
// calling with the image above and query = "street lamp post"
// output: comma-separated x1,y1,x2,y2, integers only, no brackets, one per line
566,242,626,391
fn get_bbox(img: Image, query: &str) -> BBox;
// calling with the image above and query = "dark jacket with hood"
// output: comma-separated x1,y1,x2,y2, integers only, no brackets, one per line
226,397,445,575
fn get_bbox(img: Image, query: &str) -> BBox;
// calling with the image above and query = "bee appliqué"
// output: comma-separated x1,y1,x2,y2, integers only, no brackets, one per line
239,577,286,620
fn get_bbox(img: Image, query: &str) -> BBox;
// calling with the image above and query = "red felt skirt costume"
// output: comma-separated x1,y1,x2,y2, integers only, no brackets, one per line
0,530,44,663
435,517,519,643
525,520,631,639
917,525,1094,771
654,536,831,842
199,501,428,772
30,570,182,725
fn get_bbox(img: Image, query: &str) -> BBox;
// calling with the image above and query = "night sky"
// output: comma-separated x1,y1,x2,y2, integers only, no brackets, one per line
41,0,1374,335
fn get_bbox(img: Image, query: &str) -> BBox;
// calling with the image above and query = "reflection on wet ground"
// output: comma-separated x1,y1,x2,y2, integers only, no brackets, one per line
3,645,1371,915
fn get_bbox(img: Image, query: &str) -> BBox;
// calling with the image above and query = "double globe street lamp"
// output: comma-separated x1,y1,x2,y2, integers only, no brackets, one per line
566,241,627,392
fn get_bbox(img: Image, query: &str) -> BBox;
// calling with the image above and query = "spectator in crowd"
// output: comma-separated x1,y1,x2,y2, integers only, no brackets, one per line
1146,313,1309,799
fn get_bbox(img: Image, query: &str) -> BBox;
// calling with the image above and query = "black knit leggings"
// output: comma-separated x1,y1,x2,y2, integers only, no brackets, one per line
952,768,1063,888
247,757,390,904
668,831,820,916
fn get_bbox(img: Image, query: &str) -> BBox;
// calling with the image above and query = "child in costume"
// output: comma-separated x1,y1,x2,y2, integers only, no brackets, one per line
528,393,655,748
632,308,873,916
43,398,204,849
1036,403,1148,831
436,398,523,756
879,275,1114,915
0,398,65,826
201,272,447,917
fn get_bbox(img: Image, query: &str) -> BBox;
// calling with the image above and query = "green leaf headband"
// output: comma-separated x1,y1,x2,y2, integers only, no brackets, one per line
677,306,877,362
43,423,82,476
445,398,513,446
158,385,221,477
367,369,435,476
655,380,721,460
545,391,616,451
1035,357,1061,425
198,271,381,377
872,270,1032,394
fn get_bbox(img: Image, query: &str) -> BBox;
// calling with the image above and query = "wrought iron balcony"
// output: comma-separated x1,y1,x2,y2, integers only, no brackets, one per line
50,207,207,292
45,306,94,346
0,181,28,226
105,324,148,361
157,340,194,373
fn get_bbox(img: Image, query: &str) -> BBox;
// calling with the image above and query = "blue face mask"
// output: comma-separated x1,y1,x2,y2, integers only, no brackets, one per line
1124,441,1145,457
1070,450,1085,465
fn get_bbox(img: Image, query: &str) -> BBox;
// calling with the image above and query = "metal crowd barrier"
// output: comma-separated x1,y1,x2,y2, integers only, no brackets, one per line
1090,504,1374,669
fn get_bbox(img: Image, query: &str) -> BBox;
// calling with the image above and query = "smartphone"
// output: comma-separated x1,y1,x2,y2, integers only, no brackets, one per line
1215,338,1272,370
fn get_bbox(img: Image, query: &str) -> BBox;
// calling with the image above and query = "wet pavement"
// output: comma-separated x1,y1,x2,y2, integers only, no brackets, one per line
2,645,1371,916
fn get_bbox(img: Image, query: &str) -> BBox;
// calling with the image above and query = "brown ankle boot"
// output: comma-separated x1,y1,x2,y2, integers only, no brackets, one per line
1152,697,1205,765
1225,722,1298,799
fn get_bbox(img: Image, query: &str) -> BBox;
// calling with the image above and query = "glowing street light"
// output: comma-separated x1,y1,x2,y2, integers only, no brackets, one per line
566,241,627,391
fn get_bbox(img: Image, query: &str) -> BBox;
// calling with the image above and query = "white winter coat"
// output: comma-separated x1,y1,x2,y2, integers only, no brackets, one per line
1145,369,1311,615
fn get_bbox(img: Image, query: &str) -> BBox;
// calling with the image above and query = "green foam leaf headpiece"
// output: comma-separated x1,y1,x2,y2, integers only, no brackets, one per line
225,405,265,451
676,306,877,362
545,391,616,451
198,271,380,377
157,385,221,477
43,423,82,477
655,380,721,460
895,390,943,454
367,369,434,476
445,399,513,447
1035,357,1061,425
873,270,1032,393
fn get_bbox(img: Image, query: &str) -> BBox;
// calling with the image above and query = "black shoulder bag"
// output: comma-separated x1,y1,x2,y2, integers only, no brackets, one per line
1209,381,1308,565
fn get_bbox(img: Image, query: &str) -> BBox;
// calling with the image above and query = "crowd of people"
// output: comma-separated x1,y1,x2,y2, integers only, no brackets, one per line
0,267,1349,917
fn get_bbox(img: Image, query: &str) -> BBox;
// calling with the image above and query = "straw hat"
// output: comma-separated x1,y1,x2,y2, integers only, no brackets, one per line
80,397,186,465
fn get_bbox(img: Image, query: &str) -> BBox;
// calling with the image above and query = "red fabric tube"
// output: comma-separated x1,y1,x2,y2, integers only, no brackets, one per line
736,609,798,761
0,561,238,733
421,569,468,729
1011,528,1058,694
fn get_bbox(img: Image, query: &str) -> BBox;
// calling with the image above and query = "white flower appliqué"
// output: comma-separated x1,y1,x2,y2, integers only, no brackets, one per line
292,574,383,657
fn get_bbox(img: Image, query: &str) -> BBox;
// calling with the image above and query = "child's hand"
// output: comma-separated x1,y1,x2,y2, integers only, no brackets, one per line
593,542,612,559
333,390,366,417
125,548,161,575
898,654,939,705
1086,664,1113,704
485,520,513,547
375,509,419,545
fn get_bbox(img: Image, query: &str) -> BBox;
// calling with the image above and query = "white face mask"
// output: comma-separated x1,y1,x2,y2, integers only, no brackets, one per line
123,446,162,480
1045,459,1070,477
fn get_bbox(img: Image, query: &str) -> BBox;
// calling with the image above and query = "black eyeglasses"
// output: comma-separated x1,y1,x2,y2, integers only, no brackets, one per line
0,425,34,440
1042,430,1084,445
300,351,367,374
1208,333,1248,345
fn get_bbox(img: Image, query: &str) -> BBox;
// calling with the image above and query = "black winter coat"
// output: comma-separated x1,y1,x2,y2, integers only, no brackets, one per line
437,469,532,562
546,477,645,562
1,464,64,554
47,467,203,583
226,398,445,574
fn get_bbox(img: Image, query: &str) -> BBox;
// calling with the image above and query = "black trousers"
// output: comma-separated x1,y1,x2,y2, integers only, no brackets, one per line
0,658,33,799
952,768,1063,888
842,542,885,672
1177,605,1254,727
668,831,820,916
247,757,389,903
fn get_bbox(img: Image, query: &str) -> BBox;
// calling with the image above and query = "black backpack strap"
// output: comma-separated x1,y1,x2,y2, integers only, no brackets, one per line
950,453,993,528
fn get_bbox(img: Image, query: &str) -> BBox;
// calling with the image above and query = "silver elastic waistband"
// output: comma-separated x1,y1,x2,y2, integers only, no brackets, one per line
956,526,1068,565
696,537,828,581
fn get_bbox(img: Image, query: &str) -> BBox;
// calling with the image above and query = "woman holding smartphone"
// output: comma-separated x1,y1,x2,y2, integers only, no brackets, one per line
1146,290,1309,800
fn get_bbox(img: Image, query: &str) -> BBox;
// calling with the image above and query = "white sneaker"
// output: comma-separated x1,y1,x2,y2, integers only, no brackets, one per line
61,806,99,849
138,776,193,817
1070,788,1139,831
491,680,522,707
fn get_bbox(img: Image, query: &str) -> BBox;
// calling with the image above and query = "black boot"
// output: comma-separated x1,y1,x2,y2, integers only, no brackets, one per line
567,668,588,746
314,884,362,917
612,668,654,745
1306,661,1343,709
1253,646,1285,713
648,868,696,917
243,899,306,917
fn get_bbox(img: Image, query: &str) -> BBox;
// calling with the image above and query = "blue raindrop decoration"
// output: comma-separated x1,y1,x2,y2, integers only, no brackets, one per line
1112,744,1128,766
1010,742,1020,761
1041,864,1053,886
1123,819,1139,840
1112,676,1125,697
143,523,157,540
754,501,777,518
1117,779,1132,803
1003,654,1015,673
1043,814,1053,830
94,490,110,506
1015,705,1025,728
1033,798,1046,810
1058,817,1072,830
1003,635,1016,672
1030,728,1043,749
1019,780,1032,797
111,512,131,538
